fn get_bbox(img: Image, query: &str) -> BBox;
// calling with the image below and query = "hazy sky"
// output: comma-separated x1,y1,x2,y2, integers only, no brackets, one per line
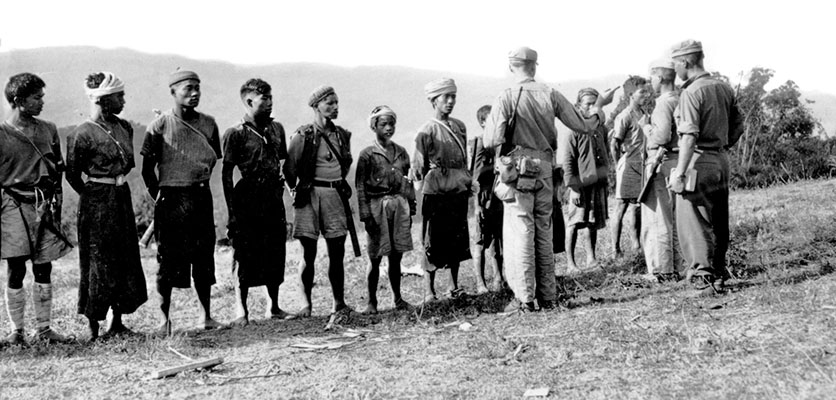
1,0,833,94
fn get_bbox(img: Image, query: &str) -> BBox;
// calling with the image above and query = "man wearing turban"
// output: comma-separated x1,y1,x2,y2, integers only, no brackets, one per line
66,72,148,339
411,78,472,300
355,105,415,313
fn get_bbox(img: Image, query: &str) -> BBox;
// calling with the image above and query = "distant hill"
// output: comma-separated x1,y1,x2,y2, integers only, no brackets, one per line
0,46,627,154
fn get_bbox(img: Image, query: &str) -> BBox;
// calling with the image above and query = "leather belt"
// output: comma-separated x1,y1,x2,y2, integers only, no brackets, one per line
88,175,126,186
313,180,341,188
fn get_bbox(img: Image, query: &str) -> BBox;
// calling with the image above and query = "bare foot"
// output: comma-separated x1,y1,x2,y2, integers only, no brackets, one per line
475,284,489,295
203,319,227,331
566,262,581,274
361,303,378,315
156,320,172,337
106,320,132,336
267,308,293,320
230,316,249,327
292,306,312,319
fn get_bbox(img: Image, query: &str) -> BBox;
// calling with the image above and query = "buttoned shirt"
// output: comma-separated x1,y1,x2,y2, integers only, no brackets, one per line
222,115,288,182
613,107,646,163
675,72,744,149
644,91,680,150
483,78,604,159
412,118,470,195
355,140,412,220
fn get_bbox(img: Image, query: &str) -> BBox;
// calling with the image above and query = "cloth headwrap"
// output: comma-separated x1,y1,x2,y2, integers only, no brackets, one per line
368,105,397,130
308,85,336,107
424,78,457,101
84,72,125,101
576,88,599,103
169,70,200,87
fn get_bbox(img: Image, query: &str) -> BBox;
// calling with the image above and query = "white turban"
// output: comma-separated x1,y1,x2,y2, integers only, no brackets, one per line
368,105,397,130
424,78,457,101
84,72,125,101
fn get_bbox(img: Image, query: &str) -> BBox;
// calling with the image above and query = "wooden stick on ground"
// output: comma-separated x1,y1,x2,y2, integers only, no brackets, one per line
152,357,224,379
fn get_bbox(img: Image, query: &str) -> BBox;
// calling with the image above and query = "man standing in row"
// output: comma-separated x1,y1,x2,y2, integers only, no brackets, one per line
141,70,225,335
669,40,743,295
639,59,682,282
222,78,290,326
1,73,73,345
484,47,615,312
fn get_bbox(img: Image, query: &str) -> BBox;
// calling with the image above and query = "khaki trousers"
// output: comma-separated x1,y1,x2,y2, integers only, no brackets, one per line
675,151,730,279
641,158,683,274
500,168,556,304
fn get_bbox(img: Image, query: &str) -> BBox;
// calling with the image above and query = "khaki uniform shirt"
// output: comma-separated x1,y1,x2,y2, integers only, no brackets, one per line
675,72,744,149
483,78,604,160
645,91,680,150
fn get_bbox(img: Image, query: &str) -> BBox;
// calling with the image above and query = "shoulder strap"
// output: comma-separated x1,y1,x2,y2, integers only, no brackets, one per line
431,118,466,160
3,121,55,175
499,87,525,157
168,112,213,147
319,129,345,165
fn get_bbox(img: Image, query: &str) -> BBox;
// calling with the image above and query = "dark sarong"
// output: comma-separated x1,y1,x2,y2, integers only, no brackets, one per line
77,182,147,320
230,178,286,288
421,192,471,270
155,185,216,288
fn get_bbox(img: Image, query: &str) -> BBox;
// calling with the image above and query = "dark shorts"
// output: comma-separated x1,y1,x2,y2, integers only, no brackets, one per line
230,178,287,288
155,185,216,289
475,195,503,252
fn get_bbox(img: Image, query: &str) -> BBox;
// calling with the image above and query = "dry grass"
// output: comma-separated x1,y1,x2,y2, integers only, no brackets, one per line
2,179,836,399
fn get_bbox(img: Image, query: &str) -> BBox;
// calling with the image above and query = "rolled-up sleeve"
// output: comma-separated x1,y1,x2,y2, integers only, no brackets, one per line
677,90,701,137
482,94,508,149
646,99,675,148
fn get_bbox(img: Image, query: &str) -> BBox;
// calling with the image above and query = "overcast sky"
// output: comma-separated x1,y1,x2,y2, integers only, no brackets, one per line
2,0,833,94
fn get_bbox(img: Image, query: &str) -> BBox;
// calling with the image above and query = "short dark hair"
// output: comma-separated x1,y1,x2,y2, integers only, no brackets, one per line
5,73,45,106
476,105,492,124
677,52,704,69
85,72,106,89
623,75,649,97
240,78,271,99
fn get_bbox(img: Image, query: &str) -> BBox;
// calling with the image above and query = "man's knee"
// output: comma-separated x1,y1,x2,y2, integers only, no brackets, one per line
6,257,28,289
32,262,52,284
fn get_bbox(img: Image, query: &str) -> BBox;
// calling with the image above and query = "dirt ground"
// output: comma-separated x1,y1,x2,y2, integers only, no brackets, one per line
1,179,836,399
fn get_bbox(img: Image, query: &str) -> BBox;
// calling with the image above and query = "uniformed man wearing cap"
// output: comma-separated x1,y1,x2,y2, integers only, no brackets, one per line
638,58,683,282
483,47,617,312
141,69,225,335
667,40,744,295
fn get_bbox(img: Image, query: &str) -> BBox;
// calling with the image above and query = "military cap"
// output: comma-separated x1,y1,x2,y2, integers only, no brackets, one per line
508,46,538,62
670,40,703,58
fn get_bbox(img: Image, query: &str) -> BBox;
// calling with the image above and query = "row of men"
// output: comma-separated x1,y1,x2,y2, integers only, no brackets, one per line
0,38,741,344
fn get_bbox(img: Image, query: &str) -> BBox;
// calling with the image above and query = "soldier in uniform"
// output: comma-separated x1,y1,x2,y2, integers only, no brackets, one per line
668,40,744,295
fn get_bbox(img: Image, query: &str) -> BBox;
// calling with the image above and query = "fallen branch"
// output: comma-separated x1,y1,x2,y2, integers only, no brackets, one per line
152,357,224,379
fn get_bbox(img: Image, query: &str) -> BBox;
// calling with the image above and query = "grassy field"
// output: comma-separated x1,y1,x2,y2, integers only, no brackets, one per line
1,179,836,399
